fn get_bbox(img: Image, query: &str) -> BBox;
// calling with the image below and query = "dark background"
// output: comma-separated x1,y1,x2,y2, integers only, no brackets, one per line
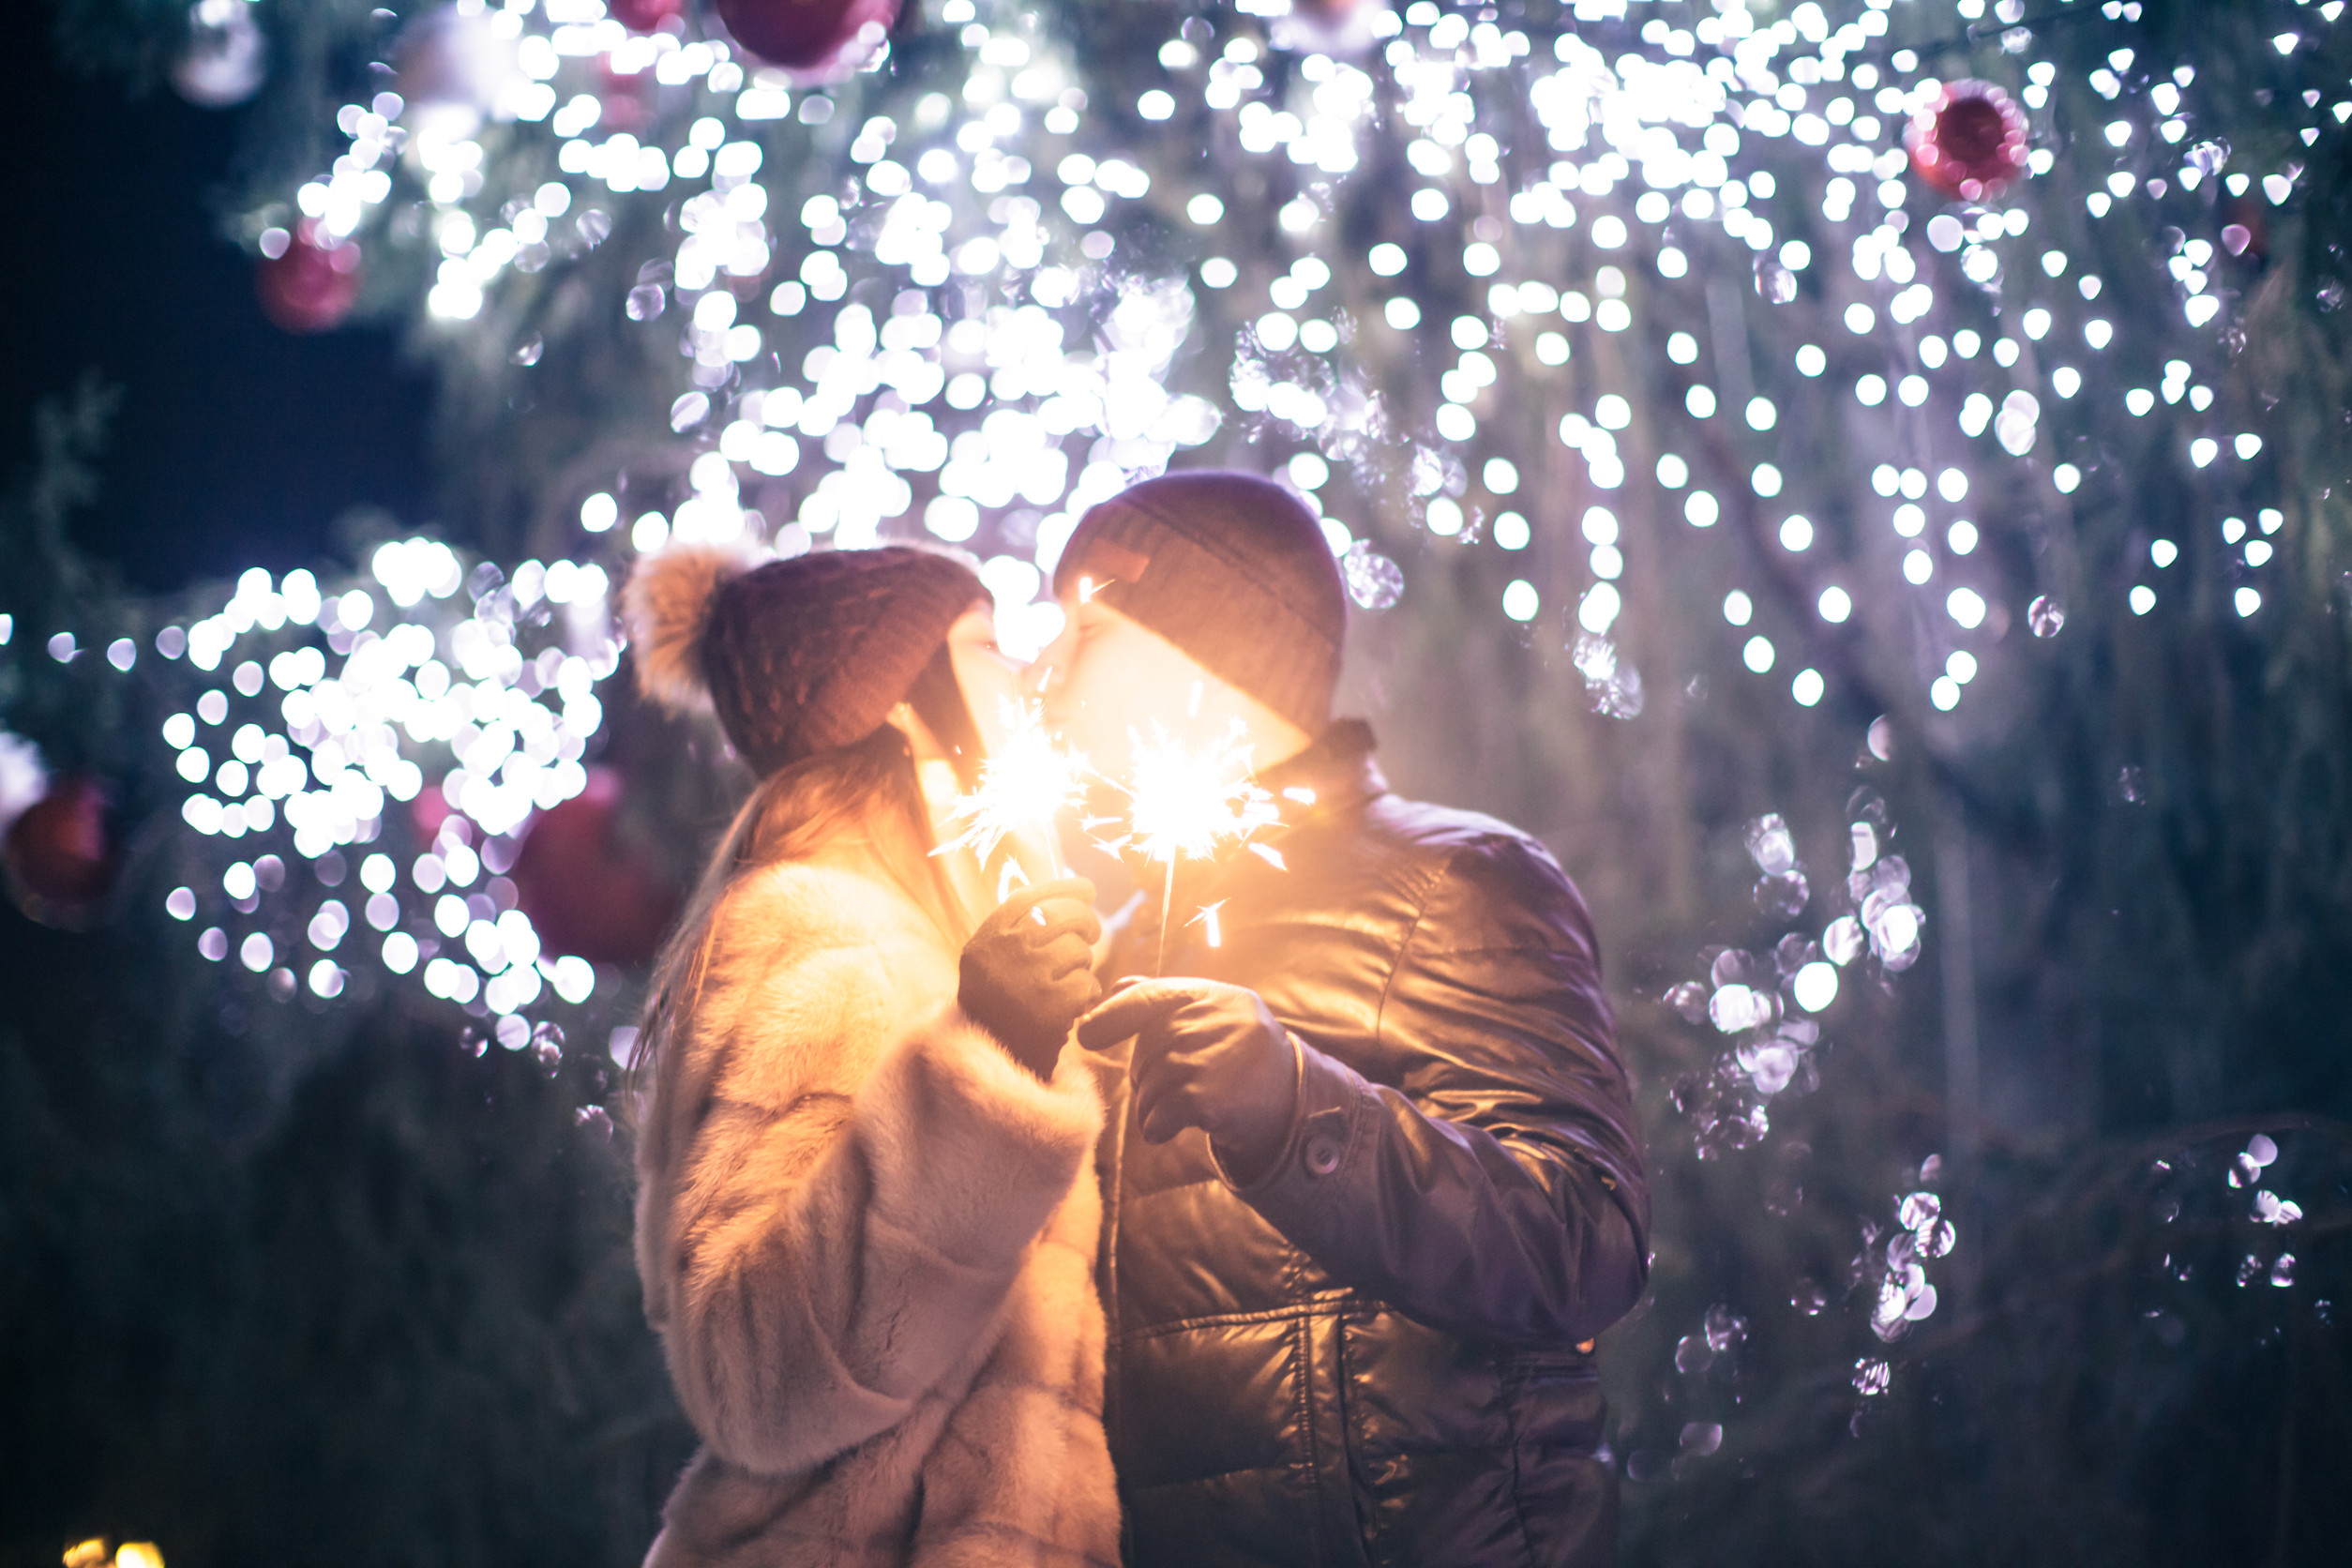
0,39,431,594
0,34,691,1568
4,4,2348,1565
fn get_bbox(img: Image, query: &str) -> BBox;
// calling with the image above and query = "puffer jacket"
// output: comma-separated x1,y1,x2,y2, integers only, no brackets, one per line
1094,721,1649,1568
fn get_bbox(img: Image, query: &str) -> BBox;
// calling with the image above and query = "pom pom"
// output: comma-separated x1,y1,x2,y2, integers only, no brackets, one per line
624,544,751,712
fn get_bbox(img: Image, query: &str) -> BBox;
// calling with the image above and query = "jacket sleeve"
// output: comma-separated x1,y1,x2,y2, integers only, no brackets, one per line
1227,836,1649,1347
644,903,1100,1476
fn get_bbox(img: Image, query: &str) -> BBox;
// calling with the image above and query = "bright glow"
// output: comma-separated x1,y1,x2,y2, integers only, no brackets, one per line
1723,591,1753,627
1792,959,1838,1011
1578,582,1621,635
1819,586,1851,623
936,699,1089,874
1947,589,1987,629
1779,515,1814,551
1791,669,1825,708
1742,635,1775,673
2131,584,2157,615
2236,586,2262,617
1502,580,1540,621
1117,721,1278,871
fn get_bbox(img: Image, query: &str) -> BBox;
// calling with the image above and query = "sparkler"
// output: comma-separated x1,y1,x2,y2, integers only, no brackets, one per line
1108,720,1280,972
935,698,1090,881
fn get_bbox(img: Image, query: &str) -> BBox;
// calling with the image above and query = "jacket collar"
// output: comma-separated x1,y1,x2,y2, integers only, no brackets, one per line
1259,718,1386,828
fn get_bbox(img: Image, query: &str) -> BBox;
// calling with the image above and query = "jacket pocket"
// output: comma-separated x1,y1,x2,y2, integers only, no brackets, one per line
1502,1349,1605,1453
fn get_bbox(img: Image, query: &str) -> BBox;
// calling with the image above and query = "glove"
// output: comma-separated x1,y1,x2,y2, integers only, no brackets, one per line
957,878,1103,1079
1078,977,1300,1183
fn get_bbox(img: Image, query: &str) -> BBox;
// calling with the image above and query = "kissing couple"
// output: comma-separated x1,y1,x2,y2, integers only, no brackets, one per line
623,471,1649,1568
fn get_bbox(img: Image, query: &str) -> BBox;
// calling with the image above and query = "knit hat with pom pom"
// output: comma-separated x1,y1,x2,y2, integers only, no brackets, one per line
623,544,985,778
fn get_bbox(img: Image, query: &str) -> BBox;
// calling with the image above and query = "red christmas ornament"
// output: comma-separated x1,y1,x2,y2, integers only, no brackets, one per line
1907,80,2029,203
596,56,656,132
4,776,120,922
256,219,362,334
716,0,900,72
609,0,684,33
508,767,678,966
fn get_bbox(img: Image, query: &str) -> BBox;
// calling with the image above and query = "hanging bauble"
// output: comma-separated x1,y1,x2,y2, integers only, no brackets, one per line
596,55,656,132
1274,0,1386,54
1906,80,2028,203
715,0,900,72
609,0,685,34
508,767,678,966
172,0,267,109
394,3,520,142
4,776,121,924
256,219,361,334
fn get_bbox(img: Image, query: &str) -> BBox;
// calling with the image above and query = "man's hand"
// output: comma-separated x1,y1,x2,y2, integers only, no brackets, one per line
958,878,1103,1079
1078,978,1300,1182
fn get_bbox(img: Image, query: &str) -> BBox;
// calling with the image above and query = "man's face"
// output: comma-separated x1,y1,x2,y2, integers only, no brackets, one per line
1028,588,1210,769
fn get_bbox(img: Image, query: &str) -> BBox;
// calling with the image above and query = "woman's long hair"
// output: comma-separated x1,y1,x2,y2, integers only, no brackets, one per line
628,646,982,1108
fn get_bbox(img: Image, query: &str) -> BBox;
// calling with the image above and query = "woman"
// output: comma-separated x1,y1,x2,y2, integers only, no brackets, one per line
622,542,1118,1568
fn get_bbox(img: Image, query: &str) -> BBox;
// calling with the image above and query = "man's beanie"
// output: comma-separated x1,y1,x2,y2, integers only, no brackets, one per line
623,544,983,777
1052,470,1347,734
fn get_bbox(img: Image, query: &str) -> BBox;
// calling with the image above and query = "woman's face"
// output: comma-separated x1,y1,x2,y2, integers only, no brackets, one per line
944,601,1027,757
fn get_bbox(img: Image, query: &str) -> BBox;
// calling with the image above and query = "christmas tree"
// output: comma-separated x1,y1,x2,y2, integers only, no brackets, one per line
5,0,2347,1562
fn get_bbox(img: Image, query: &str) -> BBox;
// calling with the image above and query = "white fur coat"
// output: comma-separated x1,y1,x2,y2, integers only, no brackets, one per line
634,855,1119,1567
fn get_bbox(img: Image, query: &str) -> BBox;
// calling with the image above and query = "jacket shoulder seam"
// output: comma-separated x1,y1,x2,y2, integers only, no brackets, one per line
1369,842,1476,1048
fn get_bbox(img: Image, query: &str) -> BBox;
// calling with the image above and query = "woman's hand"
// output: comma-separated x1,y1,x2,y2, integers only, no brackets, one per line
957,878,1103,1078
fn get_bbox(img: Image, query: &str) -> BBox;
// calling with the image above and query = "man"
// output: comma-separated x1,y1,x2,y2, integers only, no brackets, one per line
1029,470,1649,1568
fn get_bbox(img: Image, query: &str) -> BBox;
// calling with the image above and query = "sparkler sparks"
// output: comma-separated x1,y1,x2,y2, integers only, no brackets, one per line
1118,719,1278,869
1108,720,1280,972
935,698,1090,878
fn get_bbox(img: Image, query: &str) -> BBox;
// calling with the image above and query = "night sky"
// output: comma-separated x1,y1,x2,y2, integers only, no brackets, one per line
3,34,435,595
